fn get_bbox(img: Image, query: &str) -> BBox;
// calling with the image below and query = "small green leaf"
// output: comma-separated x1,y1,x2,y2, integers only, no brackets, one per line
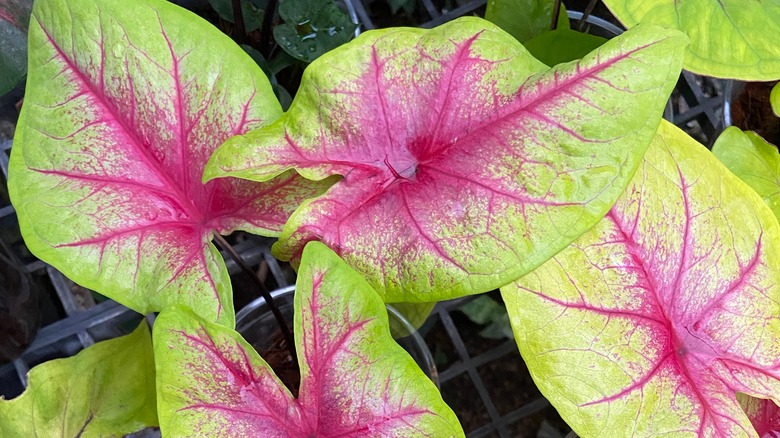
460,295,504,325
772,83,780,117
712,126,780,219
459,296,513,340
524,28,607,67
603,0,780,80
206,0,263,31
0,322,157,437
273,0,357,63
387,0,415,15
485,0,567,43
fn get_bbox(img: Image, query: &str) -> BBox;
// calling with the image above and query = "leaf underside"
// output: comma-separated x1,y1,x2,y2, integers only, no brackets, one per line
603,0,780,80
503,121,780,436
9,0,331,325
206,18,686,303
154,242,463,437
0,322,157,437
739,394,780,438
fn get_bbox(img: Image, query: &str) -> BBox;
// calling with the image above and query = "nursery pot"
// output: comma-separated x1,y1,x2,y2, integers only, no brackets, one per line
235,285,440,389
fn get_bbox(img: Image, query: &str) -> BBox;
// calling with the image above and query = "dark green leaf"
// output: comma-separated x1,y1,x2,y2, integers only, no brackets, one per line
524,28,607,66
485,0,567,43
274,0,357,63
388,0,415,15
206,0,263,31
0,0,32,94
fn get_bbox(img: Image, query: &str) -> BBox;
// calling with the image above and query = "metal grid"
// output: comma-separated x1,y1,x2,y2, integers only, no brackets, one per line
0,1,727,437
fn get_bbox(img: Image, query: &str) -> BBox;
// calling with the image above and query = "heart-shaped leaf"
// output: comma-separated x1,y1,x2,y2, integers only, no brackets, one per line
503,121,780,436
205,18,686,303
0,322,157,437
154,242,463,437
603,0,780,80
712,127,780,219
0,0,32,94
739,394,780,437
9,0,332,325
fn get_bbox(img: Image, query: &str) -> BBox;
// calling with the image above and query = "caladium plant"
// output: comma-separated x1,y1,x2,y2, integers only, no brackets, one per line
154,242,463,437
205,18,686,303
11,0,780,435
8,0,334,326
503,120,780,436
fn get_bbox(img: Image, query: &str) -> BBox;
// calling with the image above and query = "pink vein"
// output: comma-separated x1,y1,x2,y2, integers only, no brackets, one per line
454,40,664,149
34,16,195,219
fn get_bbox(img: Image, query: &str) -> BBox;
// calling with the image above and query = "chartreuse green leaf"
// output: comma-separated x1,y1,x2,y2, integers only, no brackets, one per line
503,120,780,436
0,0,32,94
771,83,780,117
9,0,332,326
485,0,568,43
0,322,156,437
712,127,780,219
154,242,462,437
603,0,780,80
206,18,686,303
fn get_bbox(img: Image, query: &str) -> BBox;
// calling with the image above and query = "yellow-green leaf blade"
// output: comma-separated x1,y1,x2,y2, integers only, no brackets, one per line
503,121,780,436
603,0,780,80
0,322,157,437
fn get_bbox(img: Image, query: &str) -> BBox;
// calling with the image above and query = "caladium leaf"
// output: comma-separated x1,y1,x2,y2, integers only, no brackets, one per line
205,18,686,303
602,0,780,80
739,394,780,438
712,127,780,219
502,120,780,436
0,0,32,94
154,242,463,437
8,0,332,326
0,322,157,437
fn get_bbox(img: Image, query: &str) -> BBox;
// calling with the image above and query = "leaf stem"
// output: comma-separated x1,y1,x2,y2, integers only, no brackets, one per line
550,0,562,30
259,0,278,58
213,233,297,367
577,0,600,32
231,0,248,44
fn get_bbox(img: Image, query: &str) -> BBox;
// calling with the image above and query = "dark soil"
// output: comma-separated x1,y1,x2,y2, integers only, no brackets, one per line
253,328,301,398
423,298,571,436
